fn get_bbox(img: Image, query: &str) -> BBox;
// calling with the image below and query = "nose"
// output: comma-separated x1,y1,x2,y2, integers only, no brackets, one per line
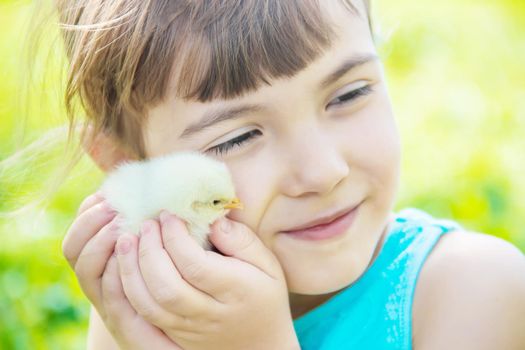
279,125,349,197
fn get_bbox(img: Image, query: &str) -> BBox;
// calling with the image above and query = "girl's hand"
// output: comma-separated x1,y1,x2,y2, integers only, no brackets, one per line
115,210,300,350
62,192,183,349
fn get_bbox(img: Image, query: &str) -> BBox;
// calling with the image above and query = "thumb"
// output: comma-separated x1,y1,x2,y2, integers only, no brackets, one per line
209,217,282,279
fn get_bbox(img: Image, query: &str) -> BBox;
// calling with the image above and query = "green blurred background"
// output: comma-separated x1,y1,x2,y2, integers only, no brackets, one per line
0,0,524,348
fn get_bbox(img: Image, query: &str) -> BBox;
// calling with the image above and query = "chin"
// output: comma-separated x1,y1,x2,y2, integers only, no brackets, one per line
286,258,370,295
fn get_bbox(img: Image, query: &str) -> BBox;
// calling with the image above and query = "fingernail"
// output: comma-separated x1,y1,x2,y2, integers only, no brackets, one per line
109,216,121,231
117,238,132,255
141,221,152,235
102,200,116,214
94,190,105,200
220,218,231,233
159,210,170,225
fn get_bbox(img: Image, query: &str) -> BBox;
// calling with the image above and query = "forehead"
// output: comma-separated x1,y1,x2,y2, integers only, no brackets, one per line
144,0,374,156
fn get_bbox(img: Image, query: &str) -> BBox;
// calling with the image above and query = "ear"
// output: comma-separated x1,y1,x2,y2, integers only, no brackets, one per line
82,125,136,173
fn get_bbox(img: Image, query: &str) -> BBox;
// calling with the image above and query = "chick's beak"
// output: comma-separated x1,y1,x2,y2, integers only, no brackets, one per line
224,197,243,210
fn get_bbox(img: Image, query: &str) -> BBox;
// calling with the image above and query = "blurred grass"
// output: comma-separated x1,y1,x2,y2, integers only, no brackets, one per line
0,0,524,348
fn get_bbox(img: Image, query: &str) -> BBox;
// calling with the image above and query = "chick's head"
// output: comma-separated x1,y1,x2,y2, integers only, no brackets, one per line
161,152,243,227
188,172,243,225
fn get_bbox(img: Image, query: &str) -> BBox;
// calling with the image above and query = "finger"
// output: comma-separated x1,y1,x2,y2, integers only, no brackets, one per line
100,255,136,322
63,200,117,268
74,214,123,311
101,256,183,350
138,219,217,316
116,233,185,329
209,217,282,280
77,190,105,216
159,211,233,294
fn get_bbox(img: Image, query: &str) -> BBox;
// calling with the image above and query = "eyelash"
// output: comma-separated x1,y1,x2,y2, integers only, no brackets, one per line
206,85,373,156
207,129,262,156
326,84,373,108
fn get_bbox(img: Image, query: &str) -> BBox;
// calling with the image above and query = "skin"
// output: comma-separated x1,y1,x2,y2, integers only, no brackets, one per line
62,0,525,349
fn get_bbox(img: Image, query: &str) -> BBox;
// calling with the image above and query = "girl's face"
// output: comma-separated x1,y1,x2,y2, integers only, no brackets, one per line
143,0,400,298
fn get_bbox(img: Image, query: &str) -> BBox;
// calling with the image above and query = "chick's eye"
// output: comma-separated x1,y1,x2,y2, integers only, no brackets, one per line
326,85,373,109
206,129,262,156
213,200,221,205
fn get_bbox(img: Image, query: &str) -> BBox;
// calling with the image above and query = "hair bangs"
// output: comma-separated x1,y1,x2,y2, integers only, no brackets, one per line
167,0,344,102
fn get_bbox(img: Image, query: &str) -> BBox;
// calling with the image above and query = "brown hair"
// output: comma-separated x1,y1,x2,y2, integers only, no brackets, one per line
57,0,372,160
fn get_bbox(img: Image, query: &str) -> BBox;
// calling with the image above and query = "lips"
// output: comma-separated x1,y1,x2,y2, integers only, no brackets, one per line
281,202,361,233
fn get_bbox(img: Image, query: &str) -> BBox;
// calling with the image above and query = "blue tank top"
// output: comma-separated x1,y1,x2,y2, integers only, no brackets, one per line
292,208,461,349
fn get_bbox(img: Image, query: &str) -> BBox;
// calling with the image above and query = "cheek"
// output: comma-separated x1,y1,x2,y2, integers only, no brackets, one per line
224,155,277,237
343,95,401,188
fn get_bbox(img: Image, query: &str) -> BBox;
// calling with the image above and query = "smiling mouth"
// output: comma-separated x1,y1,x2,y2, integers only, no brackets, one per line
279,202,362,241
282,201,362,232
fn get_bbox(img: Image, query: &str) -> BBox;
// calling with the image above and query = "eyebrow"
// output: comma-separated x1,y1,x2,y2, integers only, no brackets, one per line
180,104,265,139
179,53,379,139
320,53,379,89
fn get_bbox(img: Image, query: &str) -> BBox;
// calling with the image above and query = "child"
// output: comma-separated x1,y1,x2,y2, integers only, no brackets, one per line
57,0,525,349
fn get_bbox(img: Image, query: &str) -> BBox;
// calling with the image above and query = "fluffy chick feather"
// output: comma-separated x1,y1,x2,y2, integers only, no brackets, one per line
100,151,242,250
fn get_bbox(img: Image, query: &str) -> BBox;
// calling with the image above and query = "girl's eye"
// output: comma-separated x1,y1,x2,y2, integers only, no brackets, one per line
206,129,262,156
326,85,373,109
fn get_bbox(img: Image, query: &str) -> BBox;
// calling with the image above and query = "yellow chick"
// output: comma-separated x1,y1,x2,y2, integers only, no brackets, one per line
100,151,243,250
